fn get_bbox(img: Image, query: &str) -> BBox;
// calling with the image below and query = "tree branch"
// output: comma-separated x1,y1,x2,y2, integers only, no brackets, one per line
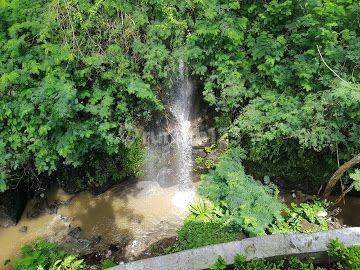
323,154,360,198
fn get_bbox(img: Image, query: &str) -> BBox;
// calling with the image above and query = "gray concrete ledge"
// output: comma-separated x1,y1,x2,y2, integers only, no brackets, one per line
110,227,360,270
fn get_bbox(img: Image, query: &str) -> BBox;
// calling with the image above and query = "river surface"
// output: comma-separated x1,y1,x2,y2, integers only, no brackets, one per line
0,180,196,269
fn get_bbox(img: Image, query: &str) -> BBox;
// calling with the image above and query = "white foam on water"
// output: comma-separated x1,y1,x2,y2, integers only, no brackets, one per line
172,190,196,212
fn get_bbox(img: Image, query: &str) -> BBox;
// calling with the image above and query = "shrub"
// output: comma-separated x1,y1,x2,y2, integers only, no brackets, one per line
198,148,284,236
210,256,226,270
209,241,360,270
187,0,360,185
233,255,324,270
100,258,116,269
11,239,65,270
270,200,329,234
10,239,85,270
328,239,360,270
48,255,86,270
169,219,241,252
0,0,165,191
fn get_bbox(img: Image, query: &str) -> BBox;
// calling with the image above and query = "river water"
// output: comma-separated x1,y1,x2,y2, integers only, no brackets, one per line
0,181,197,268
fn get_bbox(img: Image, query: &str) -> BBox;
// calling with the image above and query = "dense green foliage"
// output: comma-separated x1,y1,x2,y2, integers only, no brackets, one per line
198,148,284,236
270,200,329,234
350,169,360,191
9,239,86,270
1,0,360,192
233,255,324,270
210,240,360,270
185,0,360,185
168,219,241,253
44,255,85,270
99,259,116,270
0,0,166,191
328,239,360,270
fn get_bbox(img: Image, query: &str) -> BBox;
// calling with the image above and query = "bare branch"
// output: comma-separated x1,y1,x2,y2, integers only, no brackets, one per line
316,45,348,83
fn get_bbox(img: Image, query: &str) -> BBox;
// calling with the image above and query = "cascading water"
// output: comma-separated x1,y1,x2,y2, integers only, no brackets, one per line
143,60,195,209
171,61,194,190
170,61,196,208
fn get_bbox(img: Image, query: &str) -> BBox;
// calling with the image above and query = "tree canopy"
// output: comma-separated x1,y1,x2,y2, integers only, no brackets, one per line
1,0,359,191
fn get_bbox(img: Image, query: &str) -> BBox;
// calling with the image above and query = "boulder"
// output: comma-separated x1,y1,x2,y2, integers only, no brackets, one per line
0,189,27,227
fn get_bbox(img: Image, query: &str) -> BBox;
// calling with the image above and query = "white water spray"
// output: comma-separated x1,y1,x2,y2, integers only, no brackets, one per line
144,61,195,209
171,61,194,190
170,61,196,208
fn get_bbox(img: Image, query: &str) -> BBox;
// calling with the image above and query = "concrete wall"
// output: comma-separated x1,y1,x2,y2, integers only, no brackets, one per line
110,227,360,270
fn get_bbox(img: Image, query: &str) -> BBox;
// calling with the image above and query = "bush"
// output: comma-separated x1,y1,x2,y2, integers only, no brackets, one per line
198,148,284,236
187,0,360,185
11,239,65,270
328,239,360,270
233,255,324,270
100,259,116,270
270,200,329,234
10,239,86,270
47,255,85,270
0,0,165,191
169,219,241,252
1,0,359,194
209,241,360,270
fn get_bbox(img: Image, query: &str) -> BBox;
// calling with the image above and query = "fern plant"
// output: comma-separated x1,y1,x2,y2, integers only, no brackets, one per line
48,255,86,270
11,239,86,270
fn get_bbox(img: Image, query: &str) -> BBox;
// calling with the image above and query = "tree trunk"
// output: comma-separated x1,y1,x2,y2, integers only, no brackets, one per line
323,154,360,198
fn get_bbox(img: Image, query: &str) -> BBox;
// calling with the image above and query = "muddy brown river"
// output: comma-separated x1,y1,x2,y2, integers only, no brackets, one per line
0,180,196,269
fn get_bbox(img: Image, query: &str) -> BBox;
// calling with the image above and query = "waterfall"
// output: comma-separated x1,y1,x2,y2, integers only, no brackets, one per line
171,61,194,190
143,61,195,209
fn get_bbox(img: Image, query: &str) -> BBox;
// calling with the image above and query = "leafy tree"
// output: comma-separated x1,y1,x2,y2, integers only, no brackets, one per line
184,0,360,186
1,0,359,192
0,0,170,190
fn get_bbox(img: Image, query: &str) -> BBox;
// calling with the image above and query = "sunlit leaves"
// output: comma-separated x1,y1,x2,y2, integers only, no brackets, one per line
350,170,360,191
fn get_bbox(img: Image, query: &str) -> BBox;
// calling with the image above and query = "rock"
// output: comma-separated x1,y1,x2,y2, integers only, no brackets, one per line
62,235,93,255
90,235,102,246
26,192,49,218
47,202,59,214
19,226,28,233
68,226,82,239
109,243,120,252
0,189,27,227
217,136,228,151
192,128,216,149
329,217,344,230
300,219,321,232
193,149,207,158
60,227,105,256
